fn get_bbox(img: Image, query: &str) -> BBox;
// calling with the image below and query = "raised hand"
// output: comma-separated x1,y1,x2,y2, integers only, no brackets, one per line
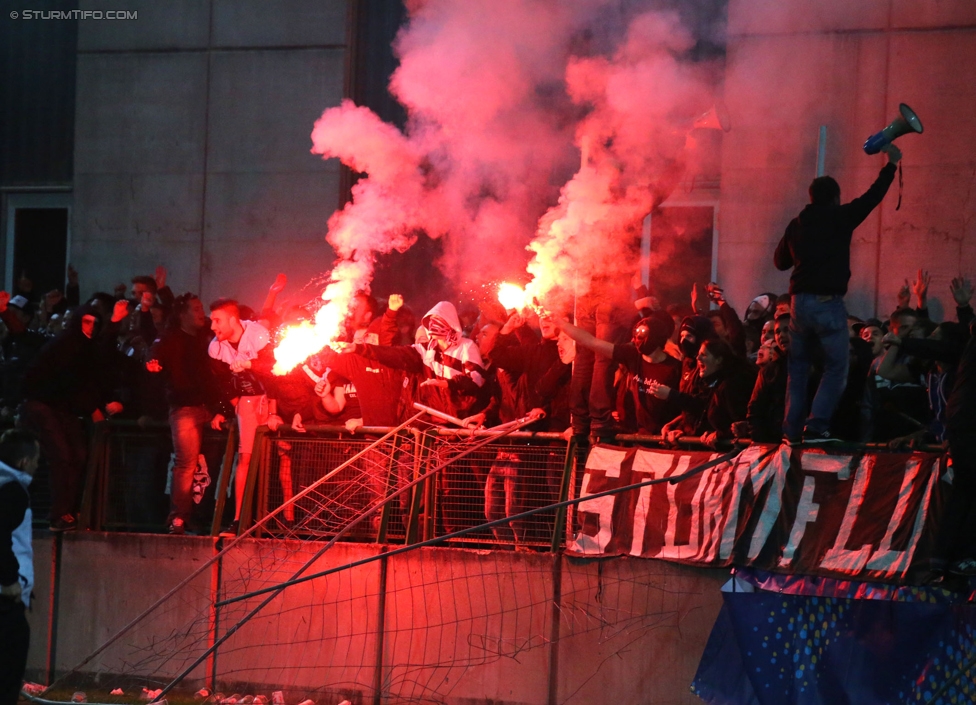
896,280,911,310
881,142,902,165
314,378,332,398
146,359,163,373
950,276,973,307
501,312,525,335
912,268,930,308
0,291,10,313
388,294,404,312
691,283,703,313
705,281,725,305
269,273,287,294
112,299,130,323
154,265,167,290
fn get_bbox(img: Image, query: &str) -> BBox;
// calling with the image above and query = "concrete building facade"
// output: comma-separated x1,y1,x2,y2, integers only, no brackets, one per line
718,0,976,319
4,0,975,317
70,0,349,307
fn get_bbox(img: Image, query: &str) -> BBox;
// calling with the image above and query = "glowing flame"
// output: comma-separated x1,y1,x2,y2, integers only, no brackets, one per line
272,264,364,375
498,282,527,311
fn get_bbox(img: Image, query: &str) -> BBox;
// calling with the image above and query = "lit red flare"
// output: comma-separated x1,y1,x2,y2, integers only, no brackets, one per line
497,282,527,311
272,263,366,375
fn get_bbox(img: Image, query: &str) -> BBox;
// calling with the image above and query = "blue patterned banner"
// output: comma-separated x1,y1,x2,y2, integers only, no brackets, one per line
692,591,976,704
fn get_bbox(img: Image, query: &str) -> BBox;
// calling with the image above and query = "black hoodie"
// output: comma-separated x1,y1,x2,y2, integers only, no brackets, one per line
23,304,119,416
774,164,896,296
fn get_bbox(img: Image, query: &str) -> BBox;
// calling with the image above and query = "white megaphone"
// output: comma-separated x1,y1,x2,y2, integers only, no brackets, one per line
863,103,923,154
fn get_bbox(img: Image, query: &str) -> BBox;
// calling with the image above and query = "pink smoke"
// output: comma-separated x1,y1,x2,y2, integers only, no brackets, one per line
280,0,720,372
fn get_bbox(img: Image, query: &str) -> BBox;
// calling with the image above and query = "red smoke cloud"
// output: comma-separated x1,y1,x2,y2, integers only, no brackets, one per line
278,0,720,371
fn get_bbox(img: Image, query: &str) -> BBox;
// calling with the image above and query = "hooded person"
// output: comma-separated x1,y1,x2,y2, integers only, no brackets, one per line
21,303,125,530
0,430,39,705
355,301,487,420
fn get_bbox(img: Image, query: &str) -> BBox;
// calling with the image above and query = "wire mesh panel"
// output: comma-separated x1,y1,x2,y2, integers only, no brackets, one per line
426,434,571,548
261,431,417,542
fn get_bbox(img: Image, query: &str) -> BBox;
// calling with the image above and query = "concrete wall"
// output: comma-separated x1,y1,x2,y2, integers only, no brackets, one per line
71,0,348,309
718,0,976,319
26,533,727,705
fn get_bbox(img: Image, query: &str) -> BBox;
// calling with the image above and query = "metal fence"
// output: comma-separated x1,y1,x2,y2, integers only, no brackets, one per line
77,421,580,550
66,420,949,549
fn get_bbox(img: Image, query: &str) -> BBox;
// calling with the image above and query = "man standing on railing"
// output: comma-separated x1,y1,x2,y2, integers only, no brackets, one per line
146,294,227,535
774,143,901,443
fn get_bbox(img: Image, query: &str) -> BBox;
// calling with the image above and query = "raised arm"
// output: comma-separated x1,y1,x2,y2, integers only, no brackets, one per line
550,317,614,359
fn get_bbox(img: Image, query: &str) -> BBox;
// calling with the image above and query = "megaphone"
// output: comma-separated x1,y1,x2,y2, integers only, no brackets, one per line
863,103,923,154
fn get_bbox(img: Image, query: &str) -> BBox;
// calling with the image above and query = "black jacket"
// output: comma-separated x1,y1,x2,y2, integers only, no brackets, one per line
23,304,118,416
149,328,223,411
947,335,976,436
746,356,788,443
491,333,570,428
669,361,757,439
775,164,896,295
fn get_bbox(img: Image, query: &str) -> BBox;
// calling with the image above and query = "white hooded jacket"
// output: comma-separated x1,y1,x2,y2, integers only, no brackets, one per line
413,301,485,388
0,460,33,608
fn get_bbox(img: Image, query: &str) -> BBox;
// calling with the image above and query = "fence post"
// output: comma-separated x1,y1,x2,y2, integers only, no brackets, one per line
376,432,404,544
238,426,268,533
550,438,577,552
405,430,434,545
210,425,238,536
79,422,110,531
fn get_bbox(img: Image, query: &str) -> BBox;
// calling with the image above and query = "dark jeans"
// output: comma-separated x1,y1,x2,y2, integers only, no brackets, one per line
785,294,850,438
22,400,88,521
168,405,210,525
0,599,29,705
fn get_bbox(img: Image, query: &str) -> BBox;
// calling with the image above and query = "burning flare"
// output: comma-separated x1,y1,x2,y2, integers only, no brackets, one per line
272,262,365,375
497,282,528,311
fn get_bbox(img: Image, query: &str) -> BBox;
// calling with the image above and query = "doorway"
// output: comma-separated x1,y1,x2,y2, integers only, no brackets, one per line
3,193,71,298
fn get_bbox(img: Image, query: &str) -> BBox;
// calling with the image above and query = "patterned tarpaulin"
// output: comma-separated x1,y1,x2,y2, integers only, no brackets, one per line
692,584,976,704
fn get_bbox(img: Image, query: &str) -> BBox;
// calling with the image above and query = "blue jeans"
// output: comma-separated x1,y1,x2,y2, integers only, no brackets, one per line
168,405,211,524
784,294,850,438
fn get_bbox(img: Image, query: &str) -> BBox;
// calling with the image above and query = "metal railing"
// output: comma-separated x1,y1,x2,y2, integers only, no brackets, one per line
77,420,581,550
73,419,946,548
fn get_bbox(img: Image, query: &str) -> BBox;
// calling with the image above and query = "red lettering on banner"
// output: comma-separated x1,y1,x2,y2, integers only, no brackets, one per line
572,447,627,553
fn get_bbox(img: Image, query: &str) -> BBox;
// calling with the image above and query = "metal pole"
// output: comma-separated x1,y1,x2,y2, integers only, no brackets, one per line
641,212,652,289
816,125,827,177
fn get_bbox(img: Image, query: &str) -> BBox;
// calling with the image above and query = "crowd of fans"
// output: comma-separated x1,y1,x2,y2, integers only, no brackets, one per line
1,146,975,573
0,266,969,523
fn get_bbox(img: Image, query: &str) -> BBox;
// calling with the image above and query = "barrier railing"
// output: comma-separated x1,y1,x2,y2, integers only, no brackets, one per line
78,420,580,549
74,420,947,547
242,425,579,550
